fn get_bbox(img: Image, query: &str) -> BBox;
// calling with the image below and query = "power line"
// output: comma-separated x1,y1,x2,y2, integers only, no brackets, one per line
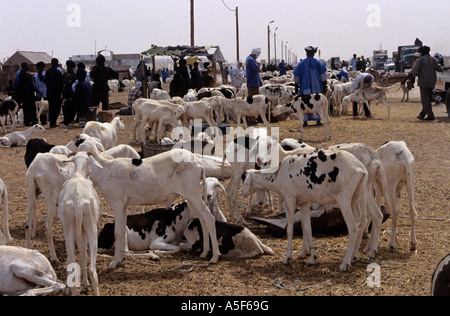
221,0,236,12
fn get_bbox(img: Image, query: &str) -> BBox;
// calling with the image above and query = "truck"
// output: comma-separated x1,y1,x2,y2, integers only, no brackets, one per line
395,45,422,73
372,50,388,71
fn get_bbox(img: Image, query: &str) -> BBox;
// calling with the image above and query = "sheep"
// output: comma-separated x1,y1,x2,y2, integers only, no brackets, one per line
0,178,11,244
0,246,65,296
0,98,19,134
58,152,100,296
243,149,368,272
288,94,332,141
331,82,352,115
0,124,46,148
82,117,125,150
24,138,55,168
222,95,270,129
82,149,221,268
376,141,417,251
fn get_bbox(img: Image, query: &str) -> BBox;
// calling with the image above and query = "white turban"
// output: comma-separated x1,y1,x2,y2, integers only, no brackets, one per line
251,47,262,59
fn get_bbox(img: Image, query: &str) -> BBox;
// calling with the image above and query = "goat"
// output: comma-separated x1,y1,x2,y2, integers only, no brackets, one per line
0,124,46,148
36,99,49,125
222,95,270,129
182,219,275,260
24,138,55,168
182,101,218,129
342,83,400,119
203,177,228,223
0,178,11,244
287,94,331,141
83,149,221,268
150,88,170,100
253,136,390,258
243,150,368,272
0,99,19,134
376,141,417,251
0,246,65,296
98,201,193,255
82,117,125,150
58,152,100,296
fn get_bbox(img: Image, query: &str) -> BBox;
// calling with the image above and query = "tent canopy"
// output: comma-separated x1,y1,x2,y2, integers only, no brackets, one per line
141,45,225,63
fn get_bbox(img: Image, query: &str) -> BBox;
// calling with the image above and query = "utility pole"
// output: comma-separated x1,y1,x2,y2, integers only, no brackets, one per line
190,0,195,46
235,6,240,62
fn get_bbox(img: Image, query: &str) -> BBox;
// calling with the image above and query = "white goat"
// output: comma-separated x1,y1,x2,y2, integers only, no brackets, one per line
25,145,140,263
82,117,125,150
203,177,228,223
376,141,417,251
36,99,49,125
150,88,170,100
0,124,46,147
0,246,65,296
58,152,101,296
243,150,368,272
0,178,11,244
84,149,221,268
182,101,218,129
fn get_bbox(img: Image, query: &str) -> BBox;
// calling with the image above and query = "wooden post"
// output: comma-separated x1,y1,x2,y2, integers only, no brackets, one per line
235,7,240,62
190,0,195,46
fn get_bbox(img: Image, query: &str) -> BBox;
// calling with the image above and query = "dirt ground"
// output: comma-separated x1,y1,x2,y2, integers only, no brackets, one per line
0,87,449,296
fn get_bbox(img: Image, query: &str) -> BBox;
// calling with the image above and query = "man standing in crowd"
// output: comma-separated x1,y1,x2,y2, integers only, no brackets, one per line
246,48,262,97
293,46,328,125
402,46,445,121
44,58,63,128
90,54,119,111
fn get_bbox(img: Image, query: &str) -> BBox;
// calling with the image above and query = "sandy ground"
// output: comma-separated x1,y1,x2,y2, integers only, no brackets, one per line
0,87,449,296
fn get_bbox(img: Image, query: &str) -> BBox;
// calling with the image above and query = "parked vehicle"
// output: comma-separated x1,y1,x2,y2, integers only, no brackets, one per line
384,59,395,72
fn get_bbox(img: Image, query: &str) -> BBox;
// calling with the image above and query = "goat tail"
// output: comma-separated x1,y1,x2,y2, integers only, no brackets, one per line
74,202,84,251
376,162,392,215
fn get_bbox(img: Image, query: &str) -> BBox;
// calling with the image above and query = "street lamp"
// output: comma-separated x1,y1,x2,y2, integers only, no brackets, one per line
267,20,274,63
274,27,278,64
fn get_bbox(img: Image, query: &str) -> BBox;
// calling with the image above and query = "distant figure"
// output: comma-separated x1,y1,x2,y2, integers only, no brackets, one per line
293,46,327,125
246,48,262,97
90,54,119,111
15,63,37,126
403,46,444,121
231,61,245,89
190,62,202,90
73,69,92,125
278,60,287,76
350,54,358,71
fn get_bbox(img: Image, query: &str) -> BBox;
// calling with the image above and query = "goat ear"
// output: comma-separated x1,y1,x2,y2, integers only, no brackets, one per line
88,154,103,169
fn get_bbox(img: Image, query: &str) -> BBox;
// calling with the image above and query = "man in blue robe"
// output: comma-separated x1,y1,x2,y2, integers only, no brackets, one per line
293,46,328,124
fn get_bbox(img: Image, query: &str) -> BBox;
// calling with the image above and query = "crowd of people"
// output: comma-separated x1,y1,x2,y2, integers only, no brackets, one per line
10,54,119,128
5,45,447,130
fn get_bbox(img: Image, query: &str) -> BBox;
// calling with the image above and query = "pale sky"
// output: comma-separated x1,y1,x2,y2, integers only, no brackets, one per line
1,0,449,65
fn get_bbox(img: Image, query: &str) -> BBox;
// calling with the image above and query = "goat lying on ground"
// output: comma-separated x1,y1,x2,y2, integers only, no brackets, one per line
58,152,100,296
182,219,275,260
0,246,65,296
0,99,19,134
243,150,368,272
0,124,46,147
